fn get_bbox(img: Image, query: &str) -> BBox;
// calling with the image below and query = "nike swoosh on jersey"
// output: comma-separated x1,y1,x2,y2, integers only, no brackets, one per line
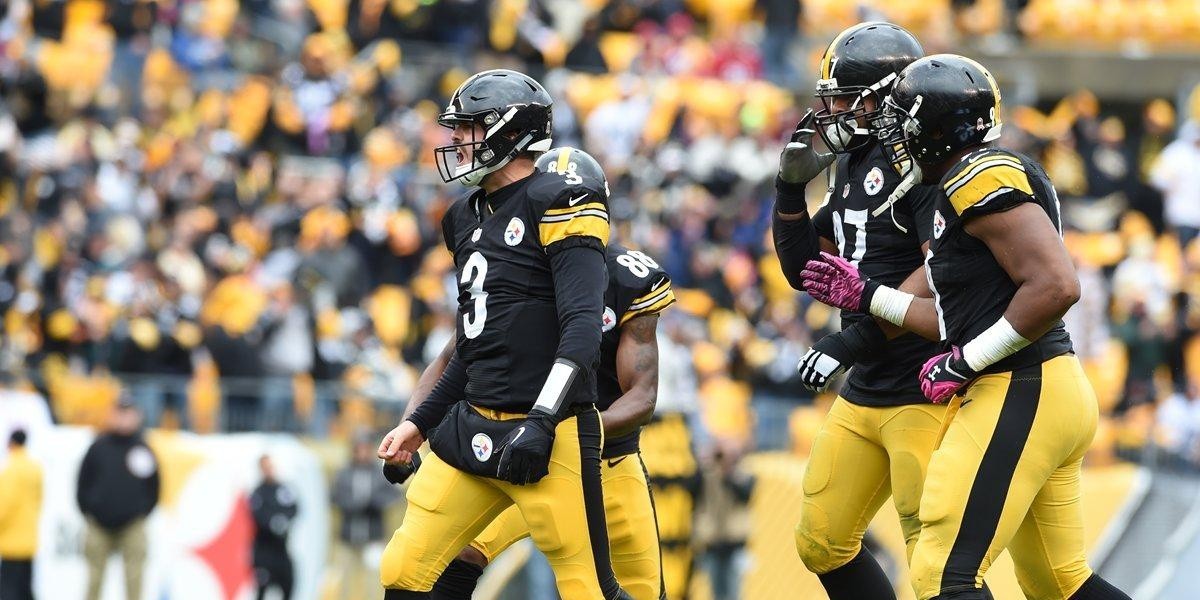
606,456,628,468
568,193,588,206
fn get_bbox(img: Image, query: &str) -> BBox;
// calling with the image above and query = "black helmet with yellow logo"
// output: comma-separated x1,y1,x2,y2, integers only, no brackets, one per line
873,54,1003,173
813,22,923,154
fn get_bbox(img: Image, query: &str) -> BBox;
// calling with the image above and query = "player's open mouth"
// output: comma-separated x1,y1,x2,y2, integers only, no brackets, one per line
456,150,466,164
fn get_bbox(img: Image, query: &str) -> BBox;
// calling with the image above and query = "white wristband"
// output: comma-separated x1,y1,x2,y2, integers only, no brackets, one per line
962,317,1031,372
534,359,579,414
869,285,915,327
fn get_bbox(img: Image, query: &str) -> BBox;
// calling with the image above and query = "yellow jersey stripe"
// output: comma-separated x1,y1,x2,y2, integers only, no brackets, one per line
630,278,671,307
948,164,1034,214
943,155,1024,191
542,202,607,218
539,214,610,247
621,290,676,324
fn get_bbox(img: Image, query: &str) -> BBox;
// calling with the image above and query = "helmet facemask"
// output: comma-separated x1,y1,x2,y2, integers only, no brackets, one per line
435,104,552,187
814,72,896,154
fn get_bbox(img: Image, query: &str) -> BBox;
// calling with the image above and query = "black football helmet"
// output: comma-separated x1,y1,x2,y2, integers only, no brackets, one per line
872,54,1003,178
814,22,923,154
534,147,609,199
435,69,554,186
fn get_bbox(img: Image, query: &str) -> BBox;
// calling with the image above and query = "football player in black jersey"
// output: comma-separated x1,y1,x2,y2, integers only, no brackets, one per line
770,22,949,600
802,55,1130,600
375,70,632,600
390,147,674,600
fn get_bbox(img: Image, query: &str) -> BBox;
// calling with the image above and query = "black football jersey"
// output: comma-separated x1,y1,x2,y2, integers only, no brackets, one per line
926,148,1073,374
441,171,610,412
813,143,941,406
598,243,675,458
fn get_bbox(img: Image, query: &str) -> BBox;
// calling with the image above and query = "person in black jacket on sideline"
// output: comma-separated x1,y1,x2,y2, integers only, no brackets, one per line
77,398,160,600
250,455,299,600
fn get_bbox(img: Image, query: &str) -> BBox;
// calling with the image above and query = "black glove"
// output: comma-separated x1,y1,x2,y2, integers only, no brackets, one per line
495,409,558,485
797,320,886,393
382,453,422,485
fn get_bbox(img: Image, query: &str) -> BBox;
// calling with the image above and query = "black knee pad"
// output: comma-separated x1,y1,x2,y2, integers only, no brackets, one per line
816,547,897,600
1067,574,1131,600
384,589,431,600
431,558,485,600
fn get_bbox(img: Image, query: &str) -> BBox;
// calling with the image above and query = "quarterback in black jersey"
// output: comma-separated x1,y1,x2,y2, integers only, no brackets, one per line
803,56,1130,600
376,71,632,600
770,22,946,600
393,148,675,600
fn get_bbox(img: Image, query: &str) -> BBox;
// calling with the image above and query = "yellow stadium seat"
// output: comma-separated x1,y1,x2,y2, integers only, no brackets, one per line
597,32,641,74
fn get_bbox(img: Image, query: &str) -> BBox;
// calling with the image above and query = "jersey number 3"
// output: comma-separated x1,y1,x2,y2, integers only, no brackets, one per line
832,209,868,266
462,251,489,339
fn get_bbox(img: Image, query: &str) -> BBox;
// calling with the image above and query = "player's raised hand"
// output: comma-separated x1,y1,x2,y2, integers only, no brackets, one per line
378,420,425,465
495,410,557,485
918,347,978,404
801,252,877,312
780,109,836,185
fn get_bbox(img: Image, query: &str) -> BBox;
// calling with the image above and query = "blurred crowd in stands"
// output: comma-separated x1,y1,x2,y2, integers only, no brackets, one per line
0,0,1199,476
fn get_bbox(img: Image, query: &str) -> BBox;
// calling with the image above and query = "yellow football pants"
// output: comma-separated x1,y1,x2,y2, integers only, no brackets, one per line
910,355,1098,600
380,406,622,600
795,397,948,574
470,452,664,600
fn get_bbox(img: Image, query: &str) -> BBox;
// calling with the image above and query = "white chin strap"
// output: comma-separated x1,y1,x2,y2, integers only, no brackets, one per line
458,155,511,187
825,122,856,152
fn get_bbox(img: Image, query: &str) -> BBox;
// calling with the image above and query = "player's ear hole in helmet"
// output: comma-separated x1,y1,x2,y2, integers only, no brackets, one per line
813,22,923,154
871,54,1003,181
534,147,610,200
435,69,555,187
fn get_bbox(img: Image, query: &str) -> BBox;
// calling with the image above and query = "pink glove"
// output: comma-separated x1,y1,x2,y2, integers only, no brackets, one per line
800,252,873,312
918,346,977,404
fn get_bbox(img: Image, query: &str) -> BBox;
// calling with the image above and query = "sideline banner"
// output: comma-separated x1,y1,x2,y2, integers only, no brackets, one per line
0,393,328,600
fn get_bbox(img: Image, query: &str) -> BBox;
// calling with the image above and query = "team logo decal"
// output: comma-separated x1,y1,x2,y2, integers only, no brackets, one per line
472,433,493,461
504,218,524,246
471,228,482,242
933,210,946,239
602,307,617,332
864,167,885,196
126,446,156,478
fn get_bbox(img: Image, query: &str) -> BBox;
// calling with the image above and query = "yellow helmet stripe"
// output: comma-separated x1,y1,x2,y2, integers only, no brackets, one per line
819,26,858,81
555,147,571,174
959,56,1002,116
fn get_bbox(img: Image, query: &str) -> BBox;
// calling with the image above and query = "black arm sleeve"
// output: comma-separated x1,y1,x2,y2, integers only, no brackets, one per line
549,245,607,408
406,354,467,436
773,181,824,293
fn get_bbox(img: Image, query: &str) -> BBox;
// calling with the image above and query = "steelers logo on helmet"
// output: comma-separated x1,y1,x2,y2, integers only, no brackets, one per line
813,22,924,155
434,69,555,187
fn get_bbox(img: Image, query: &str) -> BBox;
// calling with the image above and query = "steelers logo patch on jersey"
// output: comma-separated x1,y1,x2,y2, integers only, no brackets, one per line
472,433,493,461
504,217,525,246
602,306,618,332
864,167,885,196
933,209,946,239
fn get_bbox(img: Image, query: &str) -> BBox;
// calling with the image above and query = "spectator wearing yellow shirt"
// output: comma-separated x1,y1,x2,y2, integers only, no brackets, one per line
0,430,43,600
